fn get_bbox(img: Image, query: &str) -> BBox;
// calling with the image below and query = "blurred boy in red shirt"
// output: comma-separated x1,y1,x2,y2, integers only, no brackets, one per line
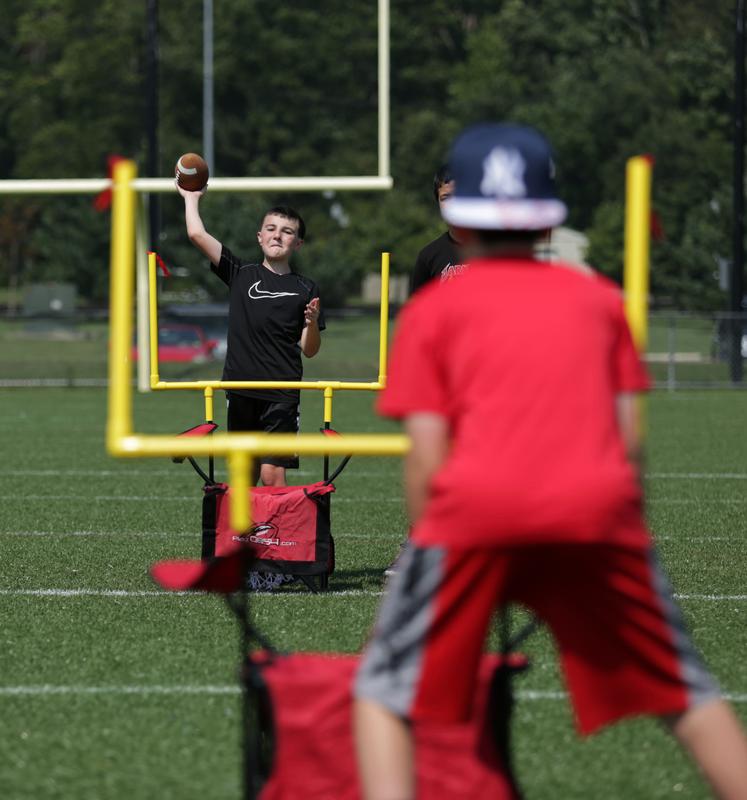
354,123,747,800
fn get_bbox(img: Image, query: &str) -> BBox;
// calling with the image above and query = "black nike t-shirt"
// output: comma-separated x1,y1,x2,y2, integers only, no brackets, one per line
212,245,325,402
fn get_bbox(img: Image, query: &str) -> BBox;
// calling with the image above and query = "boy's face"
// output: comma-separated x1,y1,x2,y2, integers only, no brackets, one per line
437,180,455,211
257,213,303,261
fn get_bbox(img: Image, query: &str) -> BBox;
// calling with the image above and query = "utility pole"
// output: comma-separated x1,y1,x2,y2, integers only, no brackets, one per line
732,0,745,382
203,0,214,175
146,0,160,250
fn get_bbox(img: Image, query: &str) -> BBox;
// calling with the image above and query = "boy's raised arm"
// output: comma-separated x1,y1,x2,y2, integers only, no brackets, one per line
176,183,222,267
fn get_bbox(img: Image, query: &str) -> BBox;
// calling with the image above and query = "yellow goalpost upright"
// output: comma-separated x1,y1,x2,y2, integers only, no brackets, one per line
623,155,653,352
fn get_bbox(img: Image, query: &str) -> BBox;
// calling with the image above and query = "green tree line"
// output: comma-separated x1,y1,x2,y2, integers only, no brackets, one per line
0,0,741,309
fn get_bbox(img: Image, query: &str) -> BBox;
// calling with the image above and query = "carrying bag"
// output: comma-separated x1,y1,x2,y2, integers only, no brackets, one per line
201,481,335,581
172,420,349,590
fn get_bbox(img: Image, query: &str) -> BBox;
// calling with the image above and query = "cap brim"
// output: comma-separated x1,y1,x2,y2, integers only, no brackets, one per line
442,198,567,230
151,548,248,593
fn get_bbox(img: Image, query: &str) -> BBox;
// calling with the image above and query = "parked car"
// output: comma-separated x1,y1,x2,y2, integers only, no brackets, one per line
162,303,229,360
132,323,218,363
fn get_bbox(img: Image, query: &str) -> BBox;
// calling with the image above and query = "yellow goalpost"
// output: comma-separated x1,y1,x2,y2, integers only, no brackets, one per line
106,159,409,533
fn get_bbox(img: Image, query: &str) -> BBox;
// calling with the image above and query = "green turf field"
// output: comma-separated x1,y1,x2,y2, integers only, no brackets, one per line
0,320,745,798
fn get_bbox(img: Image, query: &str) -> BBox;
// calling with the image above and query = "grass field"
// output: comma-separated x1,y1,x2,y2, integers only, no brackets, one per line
1,316,746,799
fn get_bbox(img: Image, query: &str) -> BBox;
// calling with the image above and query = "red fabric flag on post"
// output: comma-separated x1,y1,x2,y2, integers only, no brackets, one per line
639,154,665,241
93,155,127,212
147,251,172,278
650,210,665,241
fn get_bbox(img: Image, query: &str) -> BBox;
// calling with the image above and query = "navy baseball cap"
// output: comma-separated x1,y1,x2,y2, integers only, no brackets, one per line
441,123,567,231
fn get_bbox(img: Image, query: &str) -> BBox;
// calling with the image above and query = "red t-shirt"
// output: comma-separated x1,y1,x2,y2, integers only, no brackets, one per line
378,257,651,548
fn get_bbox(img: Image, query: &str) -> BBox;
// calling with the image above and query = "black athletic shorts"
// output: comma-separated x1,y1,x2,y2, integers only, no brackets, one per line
226,391,300,469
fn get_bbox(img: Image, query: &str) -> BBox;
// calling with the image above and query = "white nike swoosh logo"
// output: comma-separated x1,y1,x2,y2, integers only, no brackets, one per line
247,281,299,300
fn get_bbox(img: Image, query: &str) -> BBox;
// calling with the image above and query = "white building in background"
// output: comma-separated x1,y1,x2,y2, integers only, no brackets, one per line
362,272,410,304
535,226,589,265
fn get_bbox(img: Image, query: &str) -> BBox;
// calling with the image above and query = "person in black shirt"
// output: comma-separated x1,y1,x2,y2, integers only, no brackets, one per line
409,164,467,295
177,184,324,486
384,166,469,576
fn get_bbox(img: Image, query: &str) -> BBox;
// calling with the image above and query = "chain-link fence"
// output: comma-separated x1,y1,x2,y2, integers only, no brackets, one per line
646,312,746,389
0,309,227,387
0,309,745,389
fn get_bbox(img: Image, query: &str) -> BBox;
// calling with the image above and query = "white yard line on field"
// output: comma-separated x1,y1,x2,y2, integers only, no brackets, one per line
1,588,746,601
0,684,744,703
647,473,747,479
1,530,741,545
5,492,745,505
2,469,315,477
655,536,744,542
0,588,384,598
5,466,747,481
1,469,194,477
674,594,747,601
0,495,199,501
6,469,746,479
0,495,402,503
0,530,403,539
0,685,239,696
647,499,746,504
516,690,747,703
0,589,191,597
1,469,398,479
2,493,744,505
0,530,194,537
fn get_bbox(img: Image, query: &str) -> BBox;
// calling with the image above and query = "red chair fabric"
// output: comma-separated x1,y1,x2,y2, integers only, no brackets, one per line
256,652,523,800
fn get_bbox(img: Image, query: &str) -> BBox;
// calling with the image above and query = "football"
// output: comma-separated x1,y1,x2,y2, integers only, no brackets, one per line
175,152,209,192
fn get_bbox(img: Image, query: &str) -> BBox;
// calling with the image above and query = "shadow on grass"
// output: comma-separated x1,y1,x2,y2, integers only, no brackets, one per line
326,567,387,591
258,567,385,595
